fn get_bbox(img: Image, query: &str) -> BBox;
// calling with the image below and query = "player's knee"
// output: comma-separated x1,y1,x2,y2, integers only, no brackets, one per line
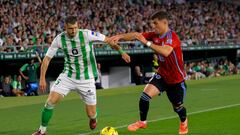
140,92,152,102
87,110,97,118
47,92,63,104
45,102,56,109
173,103,184,112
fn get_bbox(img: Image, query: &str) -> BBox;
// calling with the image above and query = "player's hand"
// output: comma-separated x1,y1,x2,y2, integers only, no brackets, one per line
23,76,29,80
39,79,47,93
121,53,131,63
134,33,148,45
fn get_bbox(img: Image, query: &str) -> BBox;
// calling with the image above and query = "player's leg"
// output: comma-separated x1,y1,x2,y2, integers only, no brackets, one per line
76,78,97,130
33,74,73,135
166,81,188,134
32,91,63,135
128,74,164,132
86,104,97,130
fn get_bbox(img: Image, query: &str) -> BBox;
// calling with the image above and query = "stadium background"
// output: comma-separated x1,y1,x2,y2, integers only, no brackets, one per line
0,0,240,134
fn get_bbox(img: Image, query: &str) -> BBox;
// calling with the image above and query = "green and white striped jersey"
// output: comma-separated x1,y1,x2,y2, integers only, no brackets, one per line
46,29,106,80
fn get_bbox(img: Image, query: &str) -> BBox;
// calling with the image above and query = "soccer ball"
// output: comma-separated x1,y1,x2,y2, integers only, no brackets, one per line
100,126,118,135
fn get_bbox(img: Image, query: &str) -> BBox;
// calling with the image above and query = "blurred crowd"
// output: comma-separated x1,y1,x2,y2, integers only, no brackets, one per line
0,0,240,53
0,53,41,97
0,75,25,97
0,74,39,97
185,59,240,80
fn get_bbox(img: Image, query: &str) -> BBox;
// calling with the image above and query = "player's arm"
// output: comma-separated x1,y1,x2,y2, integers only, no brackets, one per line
39,56,51,92
104,37,131,63
148,43,173,57
39,36,59,92
134,33,173,57
88,30,131,63
19,64,29,80
111,32,139,41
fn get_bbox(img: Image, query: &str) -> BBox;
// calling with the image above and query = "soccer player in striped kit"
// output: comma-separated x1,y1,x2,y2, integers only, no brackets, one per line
32,16,131,135
110,11,188,134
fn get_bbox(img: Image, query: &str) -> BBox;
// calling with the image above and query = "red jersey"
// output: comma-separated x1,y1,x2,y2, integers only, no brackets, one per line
142,30,186,84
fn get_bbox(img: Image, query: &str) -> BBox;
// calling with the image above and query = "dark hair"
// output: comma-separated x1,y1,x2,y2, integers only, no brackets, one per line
65,16,77,24
150,11,170,20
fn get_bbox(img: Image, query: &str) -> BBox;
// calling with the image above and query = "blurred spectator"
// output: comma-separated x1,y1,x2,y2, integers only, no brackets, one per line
237,62,240,69
95,63,103,89
0,0,239,52
152,54,159,73
134,66,145,85
0,75,13,97
12,75,25,96
19,52,42,96
186,59,239,80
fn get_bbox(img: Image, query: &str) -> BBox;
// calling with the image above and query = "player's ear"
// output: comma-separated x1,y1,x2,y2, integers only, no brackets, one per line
163,19,168,25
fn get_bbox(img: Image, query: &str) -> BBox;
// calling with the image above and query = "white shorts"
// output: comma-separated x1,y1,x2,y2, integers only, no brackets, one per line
51,73,96,105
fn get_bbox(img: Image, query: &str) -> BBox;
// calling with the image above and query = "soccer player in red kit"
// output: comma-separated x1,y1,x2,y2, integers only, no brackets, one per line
110,11,188,134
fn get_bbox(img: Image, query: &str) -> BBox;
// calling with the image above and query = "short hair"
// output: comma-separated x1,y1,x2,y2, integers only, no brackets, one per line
65,16,77,24
150,11,170,20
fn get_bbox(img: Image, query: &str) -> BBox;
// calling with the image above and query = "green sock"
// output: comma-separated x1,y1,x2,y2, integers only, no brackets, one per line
41,107,53,127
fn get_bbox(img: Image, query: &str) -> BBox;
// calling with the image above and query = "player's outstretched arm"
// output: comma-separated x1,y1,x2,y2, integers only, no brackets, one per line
104,37,131,63
134,33,173,57
39,56,52,93
109,32,139,44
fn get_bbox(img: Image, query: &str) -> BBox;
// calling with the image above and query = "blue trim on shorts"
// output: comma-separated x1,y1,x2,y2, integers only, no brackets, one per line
180,82,186,100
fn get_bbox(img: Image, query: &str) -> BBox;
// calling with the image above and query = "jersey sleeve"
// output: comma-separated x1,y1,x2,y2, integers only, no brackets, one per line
87,30,106,42
12,81,17,89
20,64,28,72
45,36,60,58
142,32,156,41
164,32,179,48
34,63,40,68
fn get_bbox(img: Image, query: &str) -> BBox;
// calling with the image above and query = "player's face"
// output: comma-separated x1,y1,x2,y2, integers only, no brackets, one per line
65,23,78,38
152,18,168,35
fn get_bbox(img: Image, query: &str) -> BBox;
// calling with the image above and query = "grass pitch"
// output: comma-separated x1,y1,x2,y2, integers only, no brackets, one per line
0,75,239,135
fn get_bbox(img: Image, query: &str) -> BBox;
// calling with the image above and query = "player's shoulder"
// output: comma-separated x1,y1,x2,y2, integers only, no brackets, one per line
78,29,93,36
142,31,157,36
170,31,178,36
54,32,65,40
78,29,90,32
168,30,180,41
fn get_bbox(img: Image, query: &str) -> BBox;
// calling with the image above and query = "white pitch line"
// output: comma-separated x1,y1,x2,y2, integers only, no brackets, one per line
78,103,240,135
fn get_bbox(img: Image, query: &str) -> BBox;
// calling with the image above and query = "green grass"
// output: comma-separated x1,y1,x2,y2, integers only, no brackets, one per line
0,75,240,135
